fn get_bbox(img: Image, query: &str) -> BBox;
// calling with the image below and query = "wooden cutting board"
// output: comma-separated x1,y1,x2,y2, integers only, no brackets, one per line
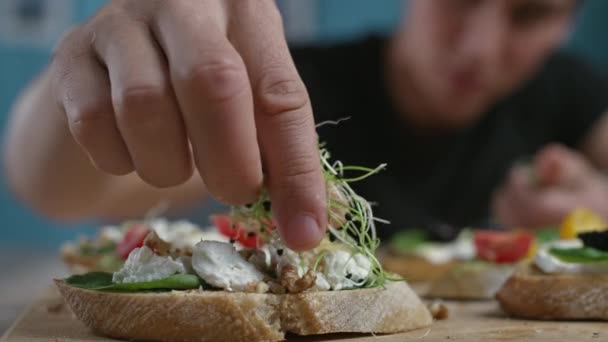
1,286,606,342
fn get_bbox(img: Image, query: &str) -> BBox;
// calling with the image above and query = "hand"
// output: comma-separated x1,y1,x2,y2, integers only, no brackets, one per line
492,144,608,228
50,0,326,250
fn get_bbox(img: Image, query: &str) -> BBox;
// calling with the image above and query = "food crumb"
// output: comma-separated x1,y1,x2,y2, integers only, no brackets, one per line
593,332,599,338
429,300,449,320
256,281,270,293
47,302,64,313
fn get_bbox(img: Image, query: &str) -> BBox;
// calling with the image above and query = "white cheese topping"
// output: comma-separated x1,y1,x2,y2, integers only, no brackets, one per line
534,239,608,274
415,230,475,264
99,226,124,243
112,246,186,283
151,219,229,249
321,250,372,290
313,272,331,291
192,241,264,291
98,219,228,249
262,236,374,291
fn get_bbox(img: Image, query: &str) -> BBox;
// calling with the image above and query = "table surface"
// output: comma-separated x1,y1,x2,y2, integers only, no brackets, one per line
0,249,67,334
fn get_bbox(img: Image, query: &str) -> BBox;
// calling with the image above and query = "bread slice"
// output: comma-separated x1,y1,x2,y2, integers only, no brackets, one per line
61,248,103,274
55,279,432,342
425,262,514,300
279,281,432,335
381,254,458,282
497,264,608,320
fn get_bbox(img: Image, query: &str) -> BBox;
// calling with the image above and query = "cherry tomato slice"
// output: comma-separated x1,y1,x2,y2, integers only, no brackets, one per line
211,215,273,248
474,230,534,263
116,224,150,259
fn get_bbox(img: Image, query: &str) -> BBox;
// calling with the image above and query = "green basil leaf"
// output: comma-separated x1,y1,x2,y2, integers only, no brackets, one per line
79,242,116,256
65,272,201,291
97,243,116,254
106,274,201,291
454,260,493,273
66,272,114,289
96,254,124,273
390,230,429,253
534,227,559,244
549,247,608,263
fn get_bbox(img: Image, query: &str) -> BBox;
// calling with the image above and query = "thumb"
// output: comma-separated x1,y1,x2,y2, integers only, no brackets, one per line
534,144,592,188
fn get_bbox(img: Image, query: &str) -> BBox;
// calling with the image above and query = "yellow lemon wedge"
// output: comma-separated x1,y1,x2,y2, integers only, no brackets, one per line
559,208,608,240
526,240,538,260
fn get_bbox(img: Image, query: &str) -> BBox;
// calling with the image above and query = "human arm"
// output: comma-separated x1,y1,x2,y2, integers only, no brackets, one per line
3,0,326,250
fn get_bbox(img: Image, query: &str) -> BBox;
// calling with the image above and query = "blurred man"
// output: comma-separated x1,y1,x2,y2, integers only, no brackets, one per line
5,0,608,248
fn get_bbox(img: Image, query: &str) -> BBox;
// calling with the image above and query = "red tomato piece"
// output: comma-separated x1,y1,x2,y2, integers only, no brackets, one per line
211,215,274,248
116,224,150,259
474,230,534,263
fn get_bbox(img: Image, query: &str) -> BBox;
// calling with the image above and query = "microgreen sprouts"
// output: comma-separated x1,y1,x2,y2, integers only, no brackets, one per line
229,143,397,288
319,146,395,288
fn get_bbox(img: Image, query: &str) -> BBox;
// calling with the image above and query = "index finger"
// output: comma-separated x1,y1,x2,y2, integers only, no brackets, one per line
229,0,326,251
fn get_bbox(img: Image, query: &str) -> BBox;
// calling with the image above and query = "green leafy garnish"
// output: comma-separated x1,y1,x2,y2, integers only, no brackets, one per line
65,272,201,291
66,272,114,289
549,247,608,263
457,260,493,271
320,146,390,288
230,143,393,288
79,241,115,255
390,230,429,253
96,254,125,273
534,227,559,244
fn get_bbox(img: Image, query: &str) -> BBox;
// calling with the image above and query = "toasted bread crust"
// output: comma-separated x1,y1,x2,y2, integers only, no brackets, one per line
381,254,457,282
426,263,514,300
56,280,431,341
497,264,608,320
280,282,432,335
55,280,282,342
61,249,103,273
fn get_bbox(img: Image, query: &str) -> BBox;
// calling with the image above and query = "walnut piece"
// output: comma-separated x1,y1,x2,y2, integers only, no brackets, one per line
143,231,192,257
268,280,286,294
242,281,270,293
429,300,449,320
280,265,317,294
143,231,171,256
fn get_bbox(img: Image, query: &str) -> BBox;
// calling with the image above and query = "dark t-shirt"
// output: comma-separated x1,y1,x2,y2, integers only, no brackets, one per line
291,37,608,240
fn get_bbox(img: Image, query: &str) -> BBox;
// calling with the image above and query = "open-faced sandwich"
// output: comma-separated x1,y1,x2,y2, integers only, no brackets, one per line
425,228,549,300
60,217,229,273
382,223,555,300
382,227,475,282
55,147,432,342
497,208,608,320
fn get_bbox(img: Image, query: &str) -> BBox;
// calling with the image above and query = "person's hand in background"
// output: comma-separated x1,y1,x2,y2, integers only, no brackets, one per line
492,144,608,228
5,0,326,251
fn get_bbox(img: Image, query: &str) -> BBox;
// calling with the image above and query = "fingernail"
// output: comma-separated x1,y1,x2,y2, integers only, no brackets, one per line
284,214,324,251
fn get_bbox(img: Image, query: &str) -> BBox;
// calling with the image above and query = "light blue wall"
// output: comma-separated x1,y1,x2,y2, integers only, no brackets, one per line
0,0,607,247
316,0,403,42
0,0,106,247
567,0,608,69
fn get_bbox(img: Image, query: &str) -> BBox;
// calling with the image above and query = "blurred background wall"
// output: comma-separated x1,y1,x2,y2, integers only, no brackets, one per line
1,0,607,247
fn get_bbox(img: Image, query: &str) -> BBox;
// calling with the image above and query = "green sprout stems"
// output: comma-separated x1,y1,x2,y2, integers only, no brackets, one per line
230,144,395,288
